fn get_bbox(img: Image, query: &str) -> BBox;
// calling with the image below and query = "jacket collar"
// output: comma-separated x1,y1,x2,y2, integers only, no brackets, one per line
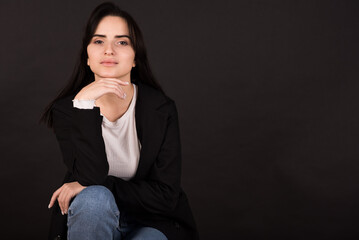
135,82,168,111
134,81,168,141
133,82,169,179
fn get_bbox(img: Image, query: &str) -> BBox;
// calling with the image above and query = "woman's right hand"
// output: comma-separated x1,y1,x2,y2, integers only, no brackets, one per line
48,181,86,215
74,78,129,100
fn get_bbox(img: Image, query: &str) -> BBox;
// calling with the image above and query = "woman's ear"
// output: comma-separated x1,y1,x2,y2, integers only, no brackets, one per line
132,60,136,67
87,58,90,66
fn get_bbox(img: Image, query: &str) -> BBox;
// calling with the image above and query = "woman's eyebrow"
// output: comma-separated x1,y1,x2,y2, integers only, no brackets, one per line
92,34,131,39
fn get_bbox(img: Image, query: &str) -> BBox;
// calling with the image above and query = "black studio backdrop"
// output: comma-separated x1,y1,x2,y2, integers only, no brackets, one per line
1,0,359,239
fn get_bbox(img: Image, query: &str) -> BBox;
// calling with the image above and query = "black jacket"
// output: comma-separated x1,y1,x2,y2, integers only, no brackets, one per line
48,82,199,240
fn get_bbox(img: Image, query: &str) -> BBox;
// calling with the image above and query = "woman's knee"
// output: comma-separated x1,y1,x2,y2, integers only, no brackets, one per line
67,186,120,237
69,185,118,215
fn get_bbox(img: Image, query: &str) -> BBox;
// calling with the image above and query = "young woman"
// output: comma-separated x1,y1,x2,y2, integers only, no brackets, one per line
40,2,198,240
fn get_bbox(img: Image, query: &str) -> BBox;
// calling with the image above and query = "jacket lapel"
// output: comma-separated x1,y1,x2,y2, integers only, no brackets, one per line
134,82,168,179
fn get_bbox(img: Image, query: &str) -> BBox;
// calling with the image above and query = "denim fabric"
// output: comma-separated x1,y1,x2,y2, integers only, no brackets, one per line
67,185,167,240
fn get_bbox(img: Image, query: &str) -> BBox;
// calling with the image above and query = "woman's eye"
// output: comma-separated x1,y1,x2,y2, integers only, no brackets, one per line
117,41,128,46
94,40,103,44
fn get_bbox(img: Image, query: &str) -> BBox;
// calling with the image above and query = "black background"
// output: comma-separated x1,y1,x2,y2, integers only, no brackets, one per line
1,0,359,239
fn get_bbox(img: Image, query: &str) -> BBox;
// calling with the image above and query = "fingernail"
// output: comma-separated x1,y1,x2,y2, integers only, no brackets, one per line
48,204,51,209
61,211,64,215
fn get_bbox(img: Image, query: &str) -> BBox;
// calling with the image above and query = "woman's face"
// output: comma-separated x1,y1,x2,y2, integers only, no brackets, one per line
87,16,135,81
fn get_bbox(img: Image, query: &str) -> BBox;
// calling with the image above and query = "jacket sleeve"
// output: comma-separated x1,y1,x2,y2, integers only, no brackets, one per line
103,101,182,214
51,101,109,186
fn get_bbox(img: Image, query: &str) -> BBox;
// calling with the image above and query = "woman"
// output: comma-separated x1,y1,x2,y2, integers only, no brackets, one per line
40,2,198,240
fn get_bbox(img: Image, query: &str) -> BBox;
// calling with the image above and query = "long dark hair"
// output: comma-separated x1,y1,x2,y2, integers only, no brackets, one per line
39,2,163,128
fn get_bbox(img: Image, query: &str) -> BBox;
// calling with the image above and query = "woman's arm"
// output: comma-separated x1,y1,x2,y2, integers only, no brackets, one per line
52,100,108,186
104,100,182,214
50,100,110,214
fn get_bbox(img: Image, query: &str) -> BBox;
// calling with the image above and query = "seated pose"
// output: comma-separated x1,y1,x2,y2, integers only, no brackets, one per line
41,2,198,240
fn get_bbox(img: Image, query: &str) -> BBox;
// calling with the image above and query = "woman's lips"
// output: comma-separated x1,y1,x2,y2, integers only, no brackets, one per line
101,60,118,66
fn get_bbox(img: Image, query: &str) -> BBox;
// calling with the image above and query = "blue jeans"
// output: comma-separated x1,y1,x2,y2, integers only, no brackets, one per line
67,185,167,240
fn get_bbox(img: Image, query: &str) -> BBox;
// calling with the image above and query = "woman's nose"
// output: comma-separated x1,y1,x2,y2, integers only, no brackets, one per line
104,43,115,55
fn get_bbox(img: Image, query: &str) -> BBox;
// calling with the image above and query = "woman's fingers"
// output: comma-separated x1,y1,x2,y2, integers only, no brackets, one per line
57,184,73,214
75,78,128,100
48,186,62,209
99,79,128,98
48,186,68,215
48,182,86,215
103,83,127,99
57,189,65,214
62,189,74,214
99,78,130,86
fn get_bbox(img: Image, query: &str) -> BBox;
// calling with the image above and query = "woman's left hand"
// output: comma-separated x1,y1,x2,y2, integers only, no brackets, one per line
48,181,86,215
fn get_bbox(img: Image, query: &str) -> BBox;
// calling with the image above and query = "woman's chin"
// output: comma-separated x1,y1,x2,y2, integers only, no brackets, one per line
95,73,121,79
